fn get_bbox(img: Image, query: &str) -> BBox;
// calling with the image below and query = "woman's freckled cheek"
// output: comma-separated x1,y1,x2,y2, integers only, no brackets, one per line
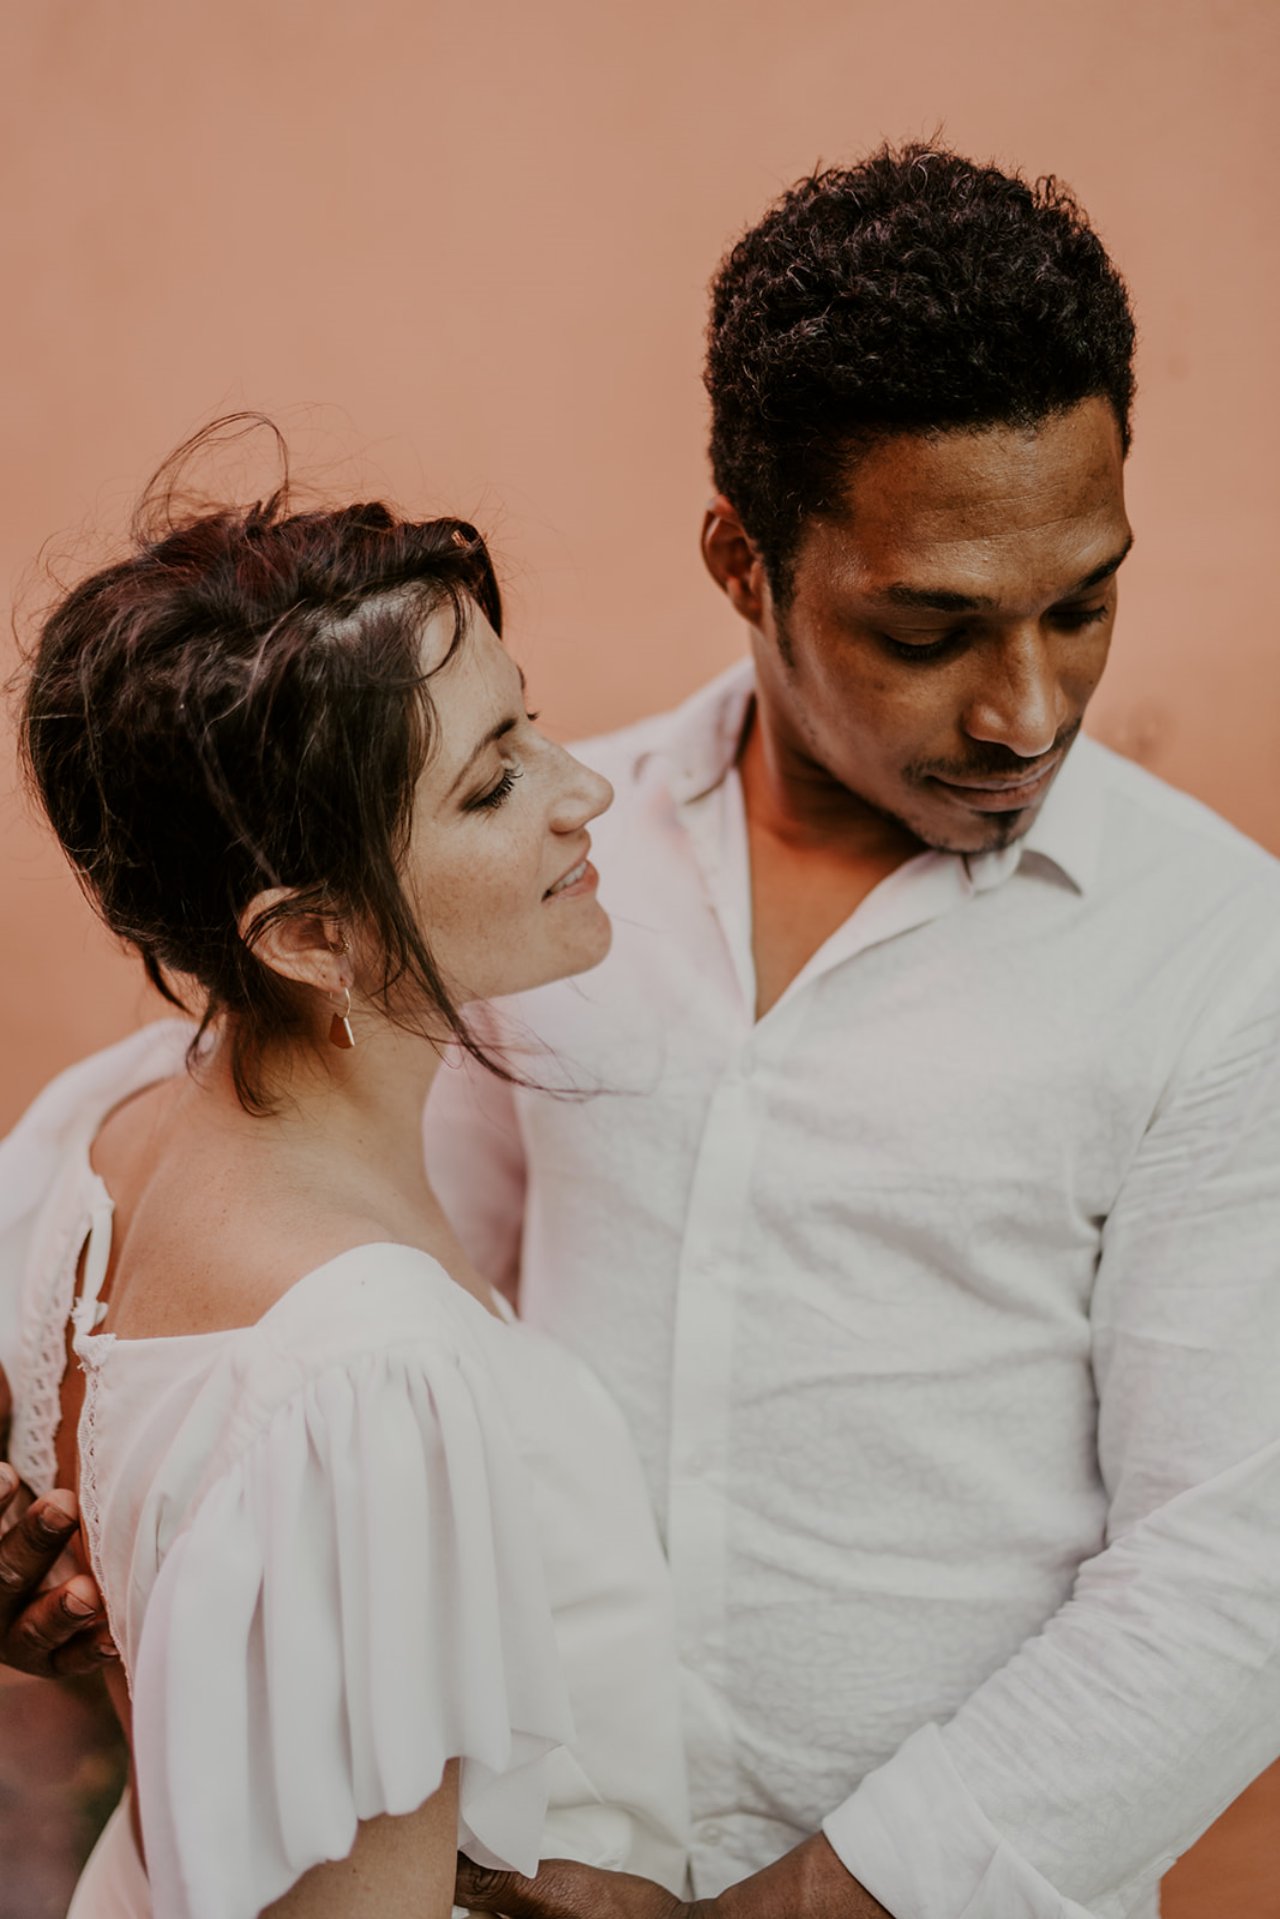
438,817,548,993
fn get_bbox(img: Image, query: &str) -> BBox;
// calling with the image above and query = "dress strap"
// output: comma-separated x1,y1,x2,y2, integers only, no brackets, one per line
71,1183,116,1335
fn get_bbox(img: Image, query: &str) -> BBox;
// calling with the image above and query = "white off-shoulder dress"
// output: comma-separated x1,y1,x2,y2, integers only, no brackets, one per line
0,1023,689,1918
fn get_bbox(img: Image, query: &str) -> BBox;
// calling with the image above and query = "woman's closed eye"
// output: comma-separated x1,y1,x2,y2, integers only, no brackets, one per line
460,711,541,814
468,762,524,812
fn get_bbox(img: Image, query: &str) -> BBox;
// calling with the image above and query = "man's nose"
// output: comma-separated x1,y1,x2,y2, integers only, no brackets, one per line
962,626,1063,758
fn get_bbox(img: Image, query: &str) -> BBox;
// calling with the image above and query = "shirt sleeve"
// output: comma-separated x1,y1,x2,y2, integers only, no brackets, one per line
423,1035,528,1301
824,958,1280,1919
131,1327,576,1919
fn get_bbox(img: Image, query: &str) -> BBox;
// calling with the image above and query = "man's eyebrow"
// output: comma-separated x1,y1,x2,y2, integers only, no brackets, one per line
445,665,528,801
1064,536,1134,598
872,536,1135,614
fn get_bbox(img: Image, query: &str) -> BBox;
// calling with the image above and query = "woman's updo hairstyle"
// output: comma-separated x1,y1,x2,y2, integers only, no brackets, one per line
21,416,508,1112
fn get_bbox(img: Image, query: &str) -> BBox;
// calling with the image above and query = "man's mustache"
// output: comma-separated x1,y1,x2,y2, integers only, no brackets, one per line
909,719,1081,786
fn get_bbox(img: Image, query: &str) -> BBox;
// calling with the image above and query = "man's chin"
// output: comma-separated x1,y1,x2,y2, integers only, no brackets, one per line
905,798,1041,857
843,773,1048,859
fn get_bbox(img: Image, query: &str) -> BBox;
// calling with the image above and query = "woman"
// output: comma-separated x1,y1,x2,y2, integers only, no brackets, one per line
0,428,689,1916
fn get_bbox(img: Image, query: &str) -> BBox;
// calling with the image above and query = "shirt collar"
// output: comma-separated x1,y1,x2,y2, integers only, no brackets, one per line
655,659,758,805
652,657,1104,897
984,731,1106,896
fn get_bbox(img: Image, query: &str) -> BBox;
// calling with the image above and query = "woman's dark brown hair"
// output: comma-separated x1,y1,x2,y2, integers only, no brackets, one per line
21,417,509,1112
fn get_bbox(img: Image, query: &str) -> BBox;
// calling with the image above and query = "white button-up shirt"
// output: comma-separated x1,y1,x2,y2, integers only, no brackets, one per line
424,662,1280,1919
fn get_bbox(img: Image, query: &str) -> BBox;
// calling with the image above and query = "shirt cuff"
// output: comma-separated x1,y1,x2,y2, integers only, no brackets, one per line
822,1723,1107,1919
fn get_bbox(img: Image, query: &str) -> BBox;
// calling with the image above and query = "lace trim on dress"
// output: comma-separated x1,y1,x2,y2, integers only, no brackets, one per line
64,1189,121,1665
72,1335,125,1683
11,1178,123,1672
11,1214,85,1496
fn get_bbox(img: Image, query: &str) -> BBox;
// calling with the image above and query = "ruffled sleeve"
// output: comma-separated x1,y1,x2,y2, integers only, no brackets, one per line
0,1022,192,1386
131,1282,576,1919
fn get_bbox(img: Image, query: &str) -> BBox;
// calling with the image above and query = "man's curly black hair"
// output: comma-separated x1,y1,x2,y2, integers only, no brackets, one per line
705,141,1136,603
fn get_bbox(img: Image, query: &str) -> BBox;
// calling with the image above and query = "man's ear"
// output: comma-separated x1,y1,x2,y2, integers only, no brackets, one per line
701,495,771,628
237,889,351,996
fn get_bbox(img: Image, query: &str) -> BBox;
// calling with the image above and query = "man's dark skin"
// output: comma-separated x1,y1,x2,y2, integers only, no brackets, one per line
455,1835,881,1919
0,1368,116,1676
1,398,1129,1918
454,397,1130,1917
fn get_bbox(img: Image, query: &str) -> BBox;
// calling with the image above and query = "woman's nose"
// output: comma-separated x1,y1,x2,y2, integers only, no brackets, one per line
551,748,613,831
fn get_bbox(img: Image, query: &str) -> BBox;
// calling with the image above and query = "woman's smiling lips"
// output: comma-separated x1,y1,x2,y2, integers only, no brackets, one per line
928,753,1063,813
543,848,599,900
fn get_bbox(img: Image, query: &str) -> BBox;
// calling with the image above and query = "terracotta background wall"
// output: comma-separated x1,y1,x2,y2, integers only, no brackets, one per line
1,1,1276,1909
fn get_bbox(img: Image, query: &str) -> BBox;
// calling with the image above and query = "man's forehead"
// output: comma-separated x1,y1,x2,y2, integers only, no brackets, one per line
815,518,1133,614
806,423,1130,607
827,399,1128,541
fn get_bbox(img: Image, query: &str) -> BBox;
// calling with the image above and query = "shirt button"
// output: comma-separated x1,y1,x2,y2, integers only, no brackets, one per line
699,1820,723,1846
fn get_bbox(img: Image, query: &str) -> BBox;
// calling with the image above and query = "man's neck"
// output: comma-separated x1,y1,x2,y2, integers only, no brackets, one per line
737,699,920,861
737,715,919,1020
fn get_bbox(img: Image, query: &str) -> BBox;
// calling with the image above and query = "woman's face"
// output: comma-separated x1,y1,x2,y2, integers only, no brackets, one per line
403,601,614,1004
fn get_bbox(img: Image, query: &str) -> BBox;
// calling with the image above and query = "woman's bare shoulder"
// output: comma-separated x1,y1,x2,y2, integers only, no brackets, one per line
93,1083,414,1341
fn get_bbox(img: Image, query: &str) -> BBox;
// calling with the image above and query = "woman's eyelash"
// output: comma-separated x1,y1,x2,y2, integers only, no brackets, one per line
470,763,523,812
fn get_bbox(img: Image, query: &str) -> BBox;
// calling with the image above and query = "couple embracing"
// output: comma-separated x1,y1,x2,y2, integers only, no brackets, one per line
1,143,1278,1919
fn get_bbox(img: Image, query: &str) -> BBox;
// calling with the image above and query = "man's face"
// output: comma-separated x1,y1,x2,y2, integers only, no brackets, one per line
750,397,1132,854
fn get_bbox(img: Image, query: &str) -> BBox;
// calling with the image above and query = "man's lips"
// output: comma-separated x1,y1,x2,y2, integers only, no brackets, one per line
927,753,1063,812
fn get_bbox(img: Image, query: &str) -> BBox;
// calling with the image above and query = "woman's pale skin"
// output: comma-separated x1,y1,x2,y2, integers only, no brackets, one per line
49,602,614,1919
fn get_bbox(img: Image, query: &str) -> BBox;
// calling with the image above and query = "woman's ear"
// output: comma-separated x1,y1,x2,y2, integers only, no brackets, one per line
237,889,352,995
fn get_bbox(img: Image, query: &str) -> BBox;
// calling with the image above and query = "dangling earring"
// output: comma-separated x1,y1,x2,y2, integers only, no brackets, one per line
329,986,356,1050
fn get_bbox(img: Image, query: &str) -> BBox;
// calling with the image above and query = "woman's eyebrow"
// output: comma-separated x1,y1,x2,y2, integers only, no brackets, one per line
444,667,529,800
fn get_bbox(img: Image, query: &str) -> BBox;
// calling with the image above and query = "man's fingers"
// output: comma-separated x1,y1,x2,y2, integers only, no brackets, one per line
4,1577,114,1679
51,1621,120,1680
455,1859,548,1916
0,1485,117,1679
0,1490,80,1605
454,1856,654,1919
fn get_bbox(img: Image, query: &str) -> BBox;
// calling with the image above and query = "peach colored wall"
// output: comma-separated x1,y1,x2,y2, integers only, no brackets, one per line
3,0,1279,1125
1,1,1277,1905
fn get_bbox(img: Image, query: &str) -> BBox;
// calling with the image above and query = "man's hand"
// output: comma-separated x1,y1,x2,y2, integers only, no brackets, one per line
455,1855,702,1918
456,1835,891,1918
0,1363,116,1679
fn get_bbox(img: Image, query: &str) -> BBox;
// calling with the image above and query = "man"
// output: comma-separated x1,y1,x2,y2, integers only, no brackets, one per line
5,145,1279,1917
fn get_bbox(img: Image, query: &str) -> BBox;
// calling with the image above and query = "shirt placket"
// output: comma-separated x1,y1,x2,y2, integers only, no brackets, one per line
666,1044,758,1880
662,769,991,1886
661,773,758,1880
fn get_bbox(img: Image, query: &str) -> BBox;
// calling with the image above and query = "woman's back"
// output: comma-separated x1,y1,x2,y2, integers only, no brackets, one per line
4,1024,688,1917
5,436,683,1914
